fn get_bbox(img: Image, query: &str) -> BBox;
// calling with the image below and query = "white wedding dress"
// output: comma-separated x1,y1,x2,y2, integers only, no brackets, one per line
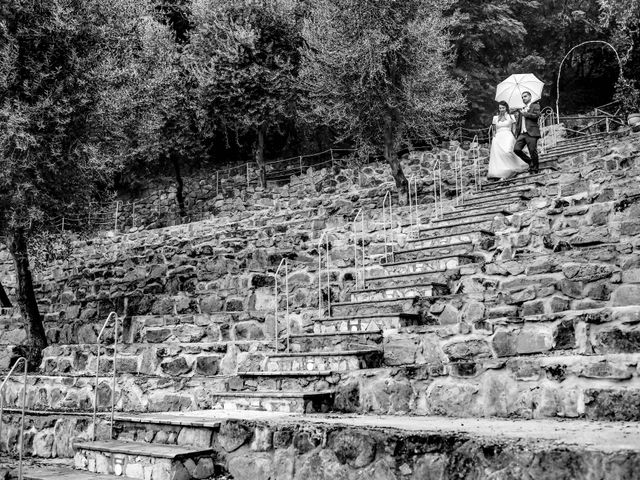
487,114,528,179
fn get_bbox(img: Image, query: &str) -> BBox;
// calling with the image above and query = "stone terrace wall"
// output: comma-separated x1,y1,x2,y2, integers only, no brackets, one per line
110,144,487,232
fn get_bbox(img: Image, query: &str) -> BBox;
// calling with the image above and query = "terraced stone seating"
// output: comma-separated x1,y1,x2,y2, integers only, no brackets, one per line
2,129,640,480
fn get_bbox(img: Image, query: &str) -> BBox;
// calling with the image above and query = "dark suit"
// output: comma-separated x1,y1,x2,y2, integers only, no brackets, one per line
512,101,541,172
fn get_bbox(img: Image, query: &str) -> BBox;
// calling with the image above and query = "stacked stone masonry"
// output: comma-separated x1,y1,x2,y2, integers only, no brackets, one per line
1,129,640,479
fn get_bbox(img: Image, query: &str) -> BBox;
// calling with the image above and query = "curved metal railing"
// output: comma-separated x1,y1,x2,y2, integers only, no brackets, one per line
274,259,290,353
92,311,121,441
0,356,27,480
317,232,331,319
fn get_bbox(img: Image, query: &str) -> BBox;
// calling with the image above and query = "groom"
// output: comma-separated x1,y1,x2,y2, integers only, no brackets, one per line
511,91,541,174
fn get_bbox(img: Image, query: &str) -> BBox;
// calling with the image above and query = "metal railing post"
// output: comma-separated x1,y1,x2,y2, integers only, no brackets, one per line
353,209,366,289
93,311,120,441
317,233,331,318
274,259,289,353
0,356,27,480
382,192,394,262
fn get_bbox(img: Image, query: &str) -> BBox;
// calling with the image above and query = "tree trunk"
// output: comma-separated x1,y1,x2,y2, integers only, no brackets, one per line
255,125,267,188
170,152,187,218
7,228,47,369
0,281,11,308
384,118,408,205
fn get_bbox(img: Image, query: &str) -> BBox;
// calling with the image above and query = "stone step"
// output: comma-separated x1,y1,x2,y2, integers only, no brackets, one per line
235,370,340,393
380,254,476,276
479,173,546,192
349,282,449,302
553,131,610,147
74,440,216,480
429,208,511,228
24,467,137,480
40,343,232,378
364,268,450,290
104,410,640,479
330,296,420,317
466,184,537,201
262,349,383,372
287,331,383,352
313,313,422,333
392,241,473,263
406,229,495,250
126,312,272,345
197,390,334,413
543,141,598,157
418,218,497,238
449,193,527,212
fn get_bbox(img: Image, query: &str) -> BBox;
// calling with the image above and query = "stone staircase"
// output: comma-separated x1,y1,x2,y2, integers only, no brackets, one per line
3,129,640,479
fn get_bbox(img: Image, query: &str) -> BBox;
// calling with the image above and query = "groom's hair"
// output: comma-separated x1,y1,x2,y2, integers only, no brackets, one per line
522,91,531,96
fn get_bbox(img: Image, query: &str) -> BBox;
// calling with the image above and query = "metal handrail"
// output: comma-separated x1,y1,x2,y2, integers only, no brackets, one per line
407,176,419,229
353,209,366,289
274,258,290,353
317,232,331,319
0,356,27,480
92,311,120,441
382,191,394,263
453,147,465,205
469,135,481,192
432,155,444,219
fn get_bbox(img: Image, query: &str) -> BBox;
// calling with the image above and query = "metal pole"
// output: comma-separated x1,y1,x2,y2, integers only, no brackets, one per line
131,202,136,229
18,358,26,480
361,212,365,289
299,156,303,175
274,275,279,353
285,261,290,353
325,234,330,315
110,315,119,439
114,201,120,232
317,234,323,318
216,171,219,197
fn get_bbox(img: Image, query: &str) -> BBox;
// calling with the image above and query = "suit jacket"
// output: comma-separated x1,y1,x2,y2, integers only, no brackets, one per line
513,101,541,138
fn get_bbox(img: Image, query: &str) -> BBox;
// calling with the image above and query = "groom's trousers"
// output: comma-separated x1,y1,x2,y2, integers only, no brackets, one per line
514,133,539,172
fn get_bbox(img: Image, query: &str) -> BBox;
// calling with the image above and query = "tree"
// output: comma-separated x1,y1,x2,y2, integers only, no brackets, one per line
447,0,532,126
0,0,145,365
103,6,204,218
186,0,305,186
301,0,465,200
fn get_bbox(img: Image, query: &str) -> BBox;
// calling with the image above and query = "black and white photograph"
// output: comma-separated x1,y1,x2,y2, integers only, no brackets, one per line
1,0,639,478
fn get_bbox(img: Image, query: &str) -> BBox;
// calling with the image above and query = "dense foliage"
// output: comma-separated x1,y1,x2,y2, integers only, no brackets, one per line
301,0,464,198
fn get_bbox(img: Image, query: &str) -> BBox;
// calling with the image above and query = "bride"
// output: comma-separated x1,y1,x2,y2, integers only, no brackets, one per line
487,101,528,179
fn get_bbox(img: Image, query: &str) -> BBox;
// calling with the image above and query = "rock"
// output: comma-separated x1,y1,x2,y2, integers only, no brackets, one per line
580,361,632,380
516,330,552,354
196,356,220,376
160,357,191,376
562,263,614,282
442,339,492,361
584,388,640,421
193,458,215,479
330,431,376,468
384,335,420,366
611,285,640,306
177,427,212,447
592,328,640,354
411,454,446,480
228,452,273,480
492,330,517,357
293,449,349,480
218,422,251,452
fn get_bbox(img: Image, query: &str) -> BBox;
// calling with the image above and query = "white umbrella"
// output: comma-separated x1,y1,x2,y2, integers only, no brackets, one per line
495,73,544,109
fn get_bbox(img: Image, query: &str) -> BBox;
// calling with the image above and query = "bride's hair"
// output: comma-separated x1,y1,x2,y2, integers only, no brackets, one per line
497,100,509,112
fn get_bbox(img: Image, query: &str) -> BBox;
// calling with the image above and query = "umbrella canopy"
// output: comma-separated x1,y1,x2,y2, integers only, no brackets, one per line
495,73,544,109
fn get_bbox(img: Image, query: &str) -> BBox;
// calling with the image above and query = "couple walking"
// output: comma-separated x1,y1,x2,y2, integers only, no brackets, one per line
487,91,540,180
